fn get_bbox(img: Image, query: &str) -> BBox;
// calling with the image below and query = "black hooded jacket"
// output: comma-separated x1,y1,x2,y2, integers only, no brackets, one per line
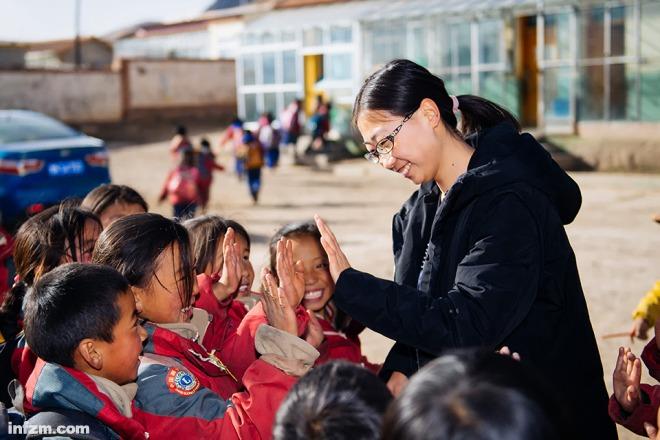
333,123,616,439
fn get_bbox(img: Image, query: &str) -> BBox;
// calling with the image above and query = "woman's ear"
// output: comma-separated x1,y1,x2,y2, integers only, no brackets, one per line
420,98,441,128
76,339,103,371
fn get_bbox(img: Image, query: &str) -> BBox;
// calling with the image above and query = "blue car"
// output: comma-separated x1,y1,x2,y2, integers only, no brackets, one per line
0,110,110,229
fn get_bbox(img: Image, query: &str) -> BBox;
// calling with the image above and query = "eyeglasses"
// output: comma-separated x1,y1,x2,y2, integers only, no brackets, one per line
363,111,414,164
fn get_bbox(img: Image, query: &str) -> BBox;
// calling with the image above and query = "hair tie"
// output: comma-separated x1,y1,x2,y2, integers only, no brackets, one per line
450,95,460,113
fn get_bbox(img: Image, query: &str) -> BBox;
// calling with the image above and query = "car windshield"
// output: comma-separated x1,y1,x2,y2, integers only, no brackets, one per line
0,112,79,144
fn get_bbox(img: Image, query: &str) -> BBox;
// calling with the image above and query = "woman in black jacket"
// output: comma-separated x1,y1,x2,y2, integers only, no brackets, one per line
314,59,616,438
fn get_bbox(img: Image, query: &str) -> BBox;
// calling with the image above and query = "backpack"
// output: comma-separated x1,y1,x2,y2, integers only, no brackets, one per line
245,143,264,170
167,168,198,203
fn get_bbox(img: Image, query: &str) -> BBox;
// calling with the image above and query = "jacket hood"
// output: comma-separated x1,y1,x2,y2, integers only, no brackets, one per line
446,122,582,225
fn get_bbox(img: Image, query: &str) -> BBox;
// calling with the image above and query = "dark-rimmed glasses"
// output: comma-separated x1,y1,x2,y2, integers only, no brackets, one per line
363,111,414,164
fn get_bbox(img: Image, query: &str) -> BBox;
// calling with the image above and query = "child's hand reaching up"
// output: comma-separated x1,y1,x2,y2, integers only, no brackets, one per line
261,268,297,336
212,228,241,302
276,238,304,306
613,346,642,413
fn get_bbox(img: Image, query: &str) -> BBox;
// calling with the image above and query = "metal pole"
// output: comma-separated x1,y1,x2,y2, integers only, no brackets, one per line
74,0,81,69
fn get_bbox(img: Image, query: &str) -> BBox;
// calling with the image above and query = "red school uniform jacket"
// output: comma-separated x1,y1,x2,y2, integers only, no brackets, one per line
609,337,660,435
25,359,148,440
136,333,298,439
316,316,380,373
195,273,248,354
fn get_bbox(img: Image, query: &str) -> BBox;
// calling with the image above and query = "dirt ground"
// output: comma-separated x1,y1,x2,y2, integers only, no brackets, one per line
110,132,660,439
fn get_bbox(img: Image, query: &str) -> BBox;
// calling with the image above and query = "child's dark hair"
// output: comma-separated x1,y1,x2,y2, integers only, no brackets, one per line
274,361,392,440
381,349,563,440
92,213,195,310
200,138,211,149
175,125,187,136
224,219,250,249
23,263,130,368
183,215,228,274
81,184,148,216
0,205,101,339
181,149,195,167
353,59,520,138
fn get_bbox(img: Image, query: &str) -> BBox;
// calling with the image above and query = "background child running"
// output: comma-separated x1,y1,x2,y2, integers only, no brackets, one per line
257,112,281,169
240,131,264,204
92,213,320,439
267,220,379,371
219,118,245,181
22,263,149,439
159,149,201,219
81,183,148,228
196,138,225,213
169,124,193,160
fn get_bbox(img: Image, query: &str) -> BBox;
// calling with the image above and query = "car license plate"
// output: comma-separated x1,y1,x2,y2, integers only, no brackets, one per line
48,160,84,176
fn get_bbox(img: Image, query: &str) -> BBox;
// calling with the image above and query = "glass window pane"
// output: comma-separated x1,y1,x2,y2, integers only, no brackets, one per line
544,13,571,60
579,65,605,120
410,27,428,67
610,6,635,57
641,3,660,60
437,24,451,68
282,50,297,83
443,73,472,95
303,27,323,46
370,23,406,65
262,53,276,84
580,7,605,58
478,20,501,64
264,92,278,116
641,64,660,121
244,94,258,121
326,53,352,80
261,32,276,44
452,23,471,67
544,67,572,121
283,92,299,110
282,30,296,42
243,55,256,85
610,63,638,120
330,25,352,43
479,71,519,117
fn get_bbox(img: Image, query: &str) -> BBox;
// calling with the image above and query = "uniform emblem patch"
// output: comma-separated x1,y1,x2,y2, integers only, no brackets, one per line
166,368,200,396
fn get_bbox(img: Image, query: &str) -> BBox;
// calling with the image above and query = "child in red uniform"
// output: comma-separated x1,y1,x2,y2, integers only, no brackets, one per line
196,138,224,213
159,149,201,219
93,213,320,438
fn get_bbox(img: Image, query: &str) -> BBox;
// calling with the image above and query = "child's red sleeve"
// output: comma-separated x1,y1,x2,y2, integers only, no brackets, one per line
642,337,660,382
609,384,660,436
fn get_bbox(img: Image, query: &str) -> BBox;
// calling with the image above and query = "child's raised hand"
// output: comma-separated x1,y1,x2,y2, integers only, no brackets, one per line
612,347,642,413
261,268,298,336
214,228,241,301
304,310,324,349
314,215,351,282
276,238,304,306
630,317,651,340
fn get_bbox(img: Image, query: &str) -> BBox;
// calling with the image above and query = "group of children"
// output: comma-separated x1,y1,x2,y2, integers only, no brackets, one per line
0,182,387,439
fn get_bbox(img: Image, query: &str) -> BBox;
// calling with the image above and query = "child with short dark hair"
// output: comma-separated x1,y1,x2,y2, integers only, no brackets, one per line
81,184,148,228
22,263,148,439
273,361,392,440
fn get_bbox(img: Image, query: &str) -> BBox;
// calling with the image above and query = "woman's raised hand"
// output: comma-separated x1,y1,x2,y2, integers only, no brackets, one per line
276,238,305,306
314,215,351,282
261,268,298,336
214,228,241,301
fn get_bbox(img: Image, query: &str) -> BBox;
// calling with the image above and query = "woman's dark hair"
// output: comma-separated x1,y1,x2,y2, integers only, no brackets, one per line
24,263,130,368
0,205,101,338
224,219,250,249
353,59,520,137
92,213,195,310
382,349,563,440
81,184,149,217
274,361,392,440
183,215,228,274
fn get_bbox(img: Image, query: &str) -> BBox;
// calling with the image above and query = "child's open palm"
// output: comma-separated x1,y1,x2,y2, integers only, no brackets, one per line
613,346,642,413
213,228,241,301
276,238,304,306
